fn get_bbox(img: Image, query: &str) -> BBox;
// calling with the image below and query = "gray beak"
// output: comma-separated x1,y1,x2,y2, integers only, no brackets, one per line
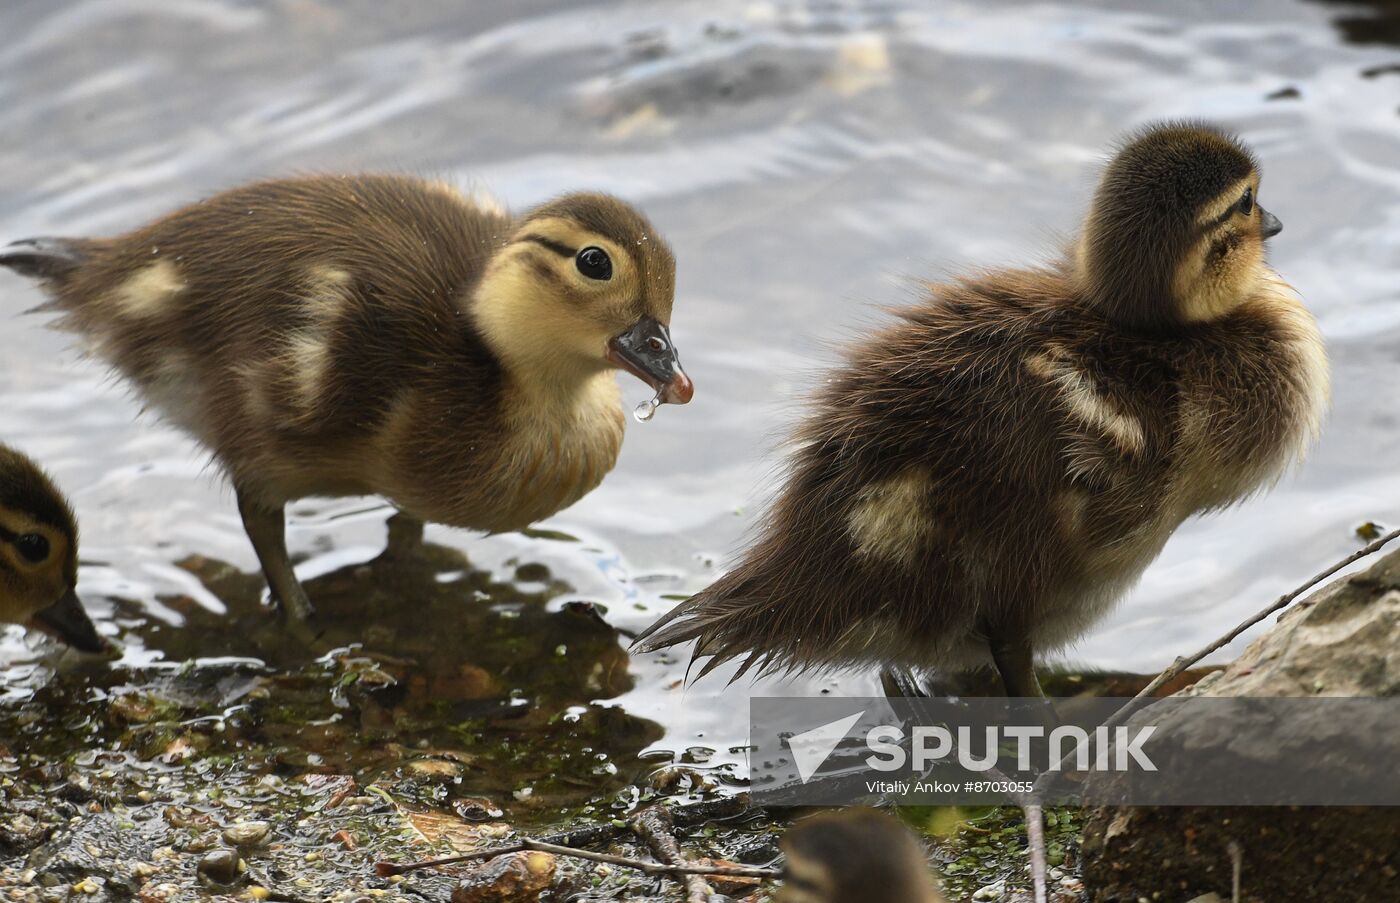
31,586,106,653
1260,207,1283,239
606,316,695,405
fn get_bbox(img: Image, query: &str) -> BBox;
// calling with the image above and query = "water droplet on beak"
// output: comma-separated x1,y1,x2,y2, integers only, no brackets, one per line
633,392,662,423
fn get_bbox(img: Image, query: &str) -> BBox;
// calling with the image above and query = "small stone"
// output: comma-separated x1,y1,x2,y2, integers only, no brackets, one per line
451,798,504,822
452,851,556,902
406,758,464,781
222,821,271,848
197,849,241,884
71,879,100,895
972,879,1006,901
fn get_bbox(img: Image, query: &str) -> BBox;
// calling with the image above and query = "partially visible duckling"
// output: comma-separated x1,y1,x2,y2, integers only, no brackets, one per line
778,808,947,903
0,444,104,651
1,176,692,624
639,122,1327,698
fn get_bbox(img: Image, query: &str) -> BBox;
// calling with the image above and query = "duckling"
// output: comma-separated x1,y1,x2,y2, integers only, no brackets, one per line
0,176,692,623
0,444,105,651
777,808,947,903
639,122,1327,699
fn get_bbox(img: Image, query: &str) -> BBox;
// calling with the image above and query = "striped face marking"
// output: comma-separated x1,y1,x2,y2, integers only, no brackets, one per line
1175,175,1270,322
0,505,71,626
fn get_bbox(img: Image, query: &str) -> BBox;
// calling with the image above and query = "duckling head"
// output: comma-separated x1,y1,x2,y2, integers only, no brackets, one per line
474,193,693,406
1077,121,1283,331
777,808,946,903
0,446,104,652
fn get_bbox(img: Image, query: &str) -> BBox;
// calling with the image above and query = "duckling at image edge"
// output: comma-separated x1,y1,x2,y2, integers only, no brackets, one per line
777,808,947,903
639,122,1328,698
0,176,693,624
0,444,105,651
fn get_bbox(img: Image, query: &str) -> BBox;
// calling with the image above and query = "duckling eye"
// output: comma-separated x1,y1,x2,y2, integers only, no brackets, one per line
1238,187,1254,216
575,246,612,281
646,336,667,353
14,533,49,564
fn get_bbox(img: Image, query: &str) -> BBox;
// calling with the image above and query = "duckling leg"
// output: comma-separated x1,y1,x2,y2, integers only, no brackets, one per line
384,511,425,556
235,487,316,623
990,632,1062,746
989,634,1043,699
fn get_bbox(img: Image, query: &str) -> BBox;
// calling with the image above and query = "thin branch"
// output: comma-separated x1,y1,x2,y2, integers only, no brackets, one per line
632,805,715,903
1035,527,1400,792
1228,840,1243,903
1124,527,1400,709
376,796,765,879
1024,804,1048,903
377,822,622,876
523,839,779,880
376,837,779,880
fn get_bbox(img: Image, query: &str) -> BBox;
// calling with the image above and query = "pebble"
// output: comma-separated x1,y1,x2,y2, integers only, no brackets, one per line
972,879,1006,901
452,851,555,903
221,821,271,848
71,879,99,895
196,849,241,884
406,758,464,781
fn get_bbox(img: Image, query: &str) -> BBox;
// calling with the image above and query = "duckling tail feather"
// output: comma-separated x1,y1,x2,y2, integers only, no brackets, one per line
633,567,799,684
0,237,89,286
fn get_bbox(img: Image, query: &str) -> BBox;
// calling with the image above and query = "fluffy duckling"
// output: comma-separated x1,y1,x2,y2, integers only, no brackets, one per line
1,176,692,623
777,808,946,903
0,444,104,651
639,122,1327,698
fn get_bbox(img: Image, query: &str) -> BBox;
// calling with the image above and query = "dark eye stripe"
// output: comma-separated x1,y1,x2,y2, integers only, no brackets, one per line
519,234,576,258
0,524,17,544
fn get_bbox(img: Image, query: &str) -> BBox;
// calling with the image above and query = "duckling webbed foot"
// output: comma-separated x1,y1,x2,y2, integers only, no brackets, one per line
235,487,317,625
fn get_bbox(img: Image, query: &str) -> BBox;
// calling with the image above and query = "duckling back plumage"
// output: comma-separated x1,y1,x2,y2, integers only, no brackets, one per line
638,122,1327,695
3,175,692,622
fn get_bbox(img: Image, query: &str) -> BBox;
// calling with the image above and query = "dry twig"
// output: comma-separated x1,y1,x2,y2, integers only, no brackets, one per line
1121,527,1400,712
1023,803,1048,903
376,836,778,881
375,796,770,883
1035,526,1400,792
632,805,715,903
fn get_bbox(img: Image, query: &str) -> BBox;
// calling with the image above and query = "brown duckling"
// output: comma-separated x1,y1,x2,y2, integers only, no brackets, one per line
1,176,692,623
777,808,947,903
639,122,1327,698
0,444,105,651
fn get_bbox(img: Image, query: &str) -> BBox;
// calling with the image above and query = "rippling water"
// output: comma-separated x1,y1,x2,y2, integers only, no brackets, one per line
2,0,1398,773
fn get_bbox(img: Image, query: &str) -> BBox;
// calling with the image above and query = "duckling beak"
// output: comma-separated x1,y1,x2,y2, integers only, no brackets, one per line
606,316,694,405
1260,207,1283,239
31,587,106,653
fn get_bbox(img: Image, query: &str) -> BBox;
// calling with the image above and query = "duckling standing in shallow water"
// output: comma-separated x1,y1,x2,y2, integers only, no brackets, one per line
639,122,1327,698
777,808,947,903
0,444,105,651
1,176,692,624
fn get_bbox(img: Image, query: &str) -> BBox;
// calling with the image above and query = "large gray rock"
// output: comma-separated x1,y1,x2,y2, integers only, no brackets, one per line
1080,545,1400,902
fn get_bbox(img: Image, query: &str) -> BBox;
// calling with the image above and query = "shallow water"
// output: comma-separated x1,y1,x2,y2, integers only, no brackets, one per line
2,0,1398,814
